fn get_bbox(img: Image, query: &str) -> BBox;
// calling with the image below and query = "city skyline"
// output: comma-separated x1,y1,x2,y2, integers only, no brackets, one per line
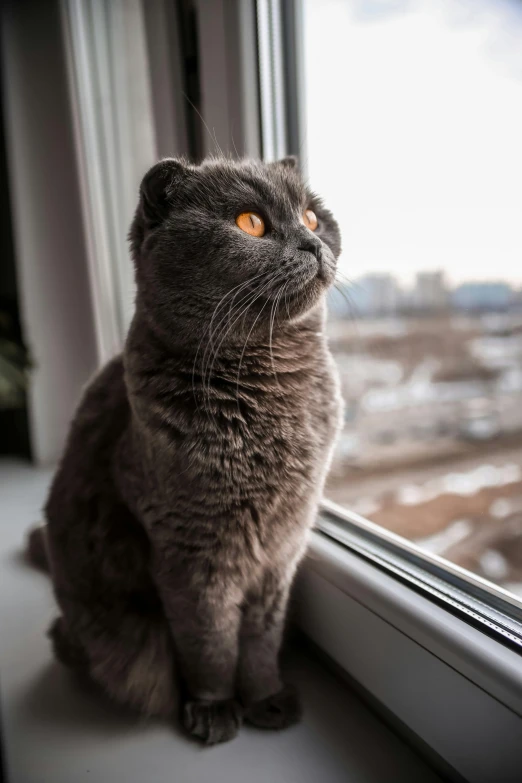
343,269,522,293
330,268,522,318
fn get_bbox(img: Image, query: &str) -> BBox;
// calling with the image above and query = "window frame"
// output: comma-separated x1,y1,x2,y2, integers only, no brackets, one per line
297,530,522,783
320,498,522,645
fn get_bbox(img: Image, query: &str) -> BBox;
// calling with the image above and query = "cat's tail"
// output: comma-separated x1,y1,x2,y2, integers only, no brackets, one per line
25,525,50,572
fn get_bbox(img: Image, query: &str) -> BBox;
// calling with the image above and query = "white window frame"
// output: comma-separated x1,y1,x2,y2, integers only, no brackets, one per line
298,524,522,782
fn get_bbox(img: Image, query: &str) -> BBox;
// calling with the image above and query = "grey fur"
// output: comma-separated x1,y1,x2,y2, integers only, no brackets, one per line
30,157,343,744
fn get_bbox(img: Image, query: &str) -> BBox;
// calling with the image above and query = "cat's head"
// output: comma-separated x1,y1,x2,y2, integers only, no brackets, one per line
130,157,341,344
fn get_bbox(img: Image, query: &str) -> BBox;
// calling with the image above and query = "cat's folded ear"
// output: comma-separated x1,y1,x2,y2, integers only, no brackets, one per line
273,155,299,170
139,158,190,227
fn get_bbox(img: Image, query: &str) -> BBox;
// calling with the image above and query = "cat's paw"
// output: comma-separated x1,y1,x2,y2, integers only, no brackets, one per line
182,699,243,745
244,684,302,730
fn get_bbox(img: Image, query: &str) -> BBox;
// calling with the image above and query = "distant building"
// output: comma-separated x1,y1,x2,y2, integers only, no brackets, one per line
452,282,514,312
327,284,353,319
412,271,449,313
349,273,402,317
329,272,518,319
512,286,522,311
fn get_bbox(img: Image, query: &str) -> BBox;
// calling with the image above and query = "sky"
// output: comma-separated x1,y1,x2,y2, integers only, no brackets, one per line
303,0,522,287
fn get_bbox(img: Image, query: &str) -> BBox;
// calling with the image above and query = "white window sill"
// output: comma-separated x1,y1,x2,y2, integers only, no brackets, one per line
296,526,522,783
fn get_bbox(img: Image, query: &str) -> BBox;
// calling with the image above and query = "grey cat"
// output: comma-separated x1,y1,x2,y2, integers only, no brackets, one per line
27,156,343,744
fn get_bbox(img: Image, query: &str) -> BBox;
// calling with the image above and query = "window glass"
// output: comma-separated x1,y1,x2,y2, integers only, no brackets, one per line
303,0,522,596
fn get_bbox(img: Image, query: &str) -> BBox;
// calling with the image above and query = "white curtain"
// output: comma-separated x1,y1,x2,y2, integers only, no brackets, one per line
61,0,158,363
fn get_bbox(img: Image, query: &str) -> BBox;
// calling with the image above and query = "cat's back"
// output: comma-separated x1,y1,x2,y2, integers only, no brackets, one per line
45,355,130,520
65,355,128,448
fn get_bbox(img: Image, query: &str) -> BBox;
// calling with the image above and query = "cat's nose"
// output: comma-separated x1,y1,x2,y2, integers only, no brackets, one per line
298,238,322,260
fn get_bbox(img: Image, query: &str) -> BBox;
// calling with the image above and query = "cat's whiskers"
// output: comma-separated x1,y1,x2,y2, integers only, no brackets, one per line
335,270,364,294
234,296,272,416
282,279,292,321
203,270,288,410
203,273,265,364
268,283,286,393
202,279,274,414
332,275,362,330
193,282,247,409
204,267,291,416
192,272,266,408
332,283,353,311
235,275,290,414
182,91,226,159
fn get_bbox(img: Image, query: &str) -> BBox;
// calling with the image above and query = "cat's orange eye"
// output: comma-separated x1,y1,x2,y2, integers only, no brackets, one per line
303,209,318,231
236,212,265,237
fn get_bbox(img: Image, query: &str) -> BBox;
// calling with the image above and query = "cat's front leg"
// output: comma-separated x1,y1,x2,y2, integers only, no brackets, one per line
238,571,302,730
156,574,244,745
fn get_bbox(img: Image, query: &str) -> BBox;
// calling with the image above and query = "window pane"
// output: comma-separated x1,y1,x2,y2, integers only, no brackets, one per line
303,0,522,597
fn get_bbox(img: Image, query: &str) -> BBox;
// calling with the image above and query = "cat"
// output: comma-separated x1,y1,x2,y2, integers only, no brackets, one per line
27,155,343,745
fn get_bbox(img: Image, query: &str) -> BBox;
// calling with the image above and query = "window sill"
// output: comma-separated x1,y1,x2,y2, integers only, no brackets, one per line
295,525,522,783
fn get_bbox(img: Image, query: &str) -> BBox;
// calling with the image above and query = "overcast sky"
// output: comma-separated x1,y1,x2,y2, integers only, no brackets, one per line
303,0,522,287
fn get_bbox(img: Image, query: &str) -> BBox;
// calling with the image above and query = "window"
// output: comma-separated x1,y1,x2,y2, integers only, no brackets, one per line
298,0,522,603
253,2,522,779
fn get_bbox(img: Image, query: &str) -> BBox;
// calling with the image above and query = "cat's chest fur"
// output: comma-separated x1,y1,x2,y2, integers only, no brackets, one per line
119,313,342,574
